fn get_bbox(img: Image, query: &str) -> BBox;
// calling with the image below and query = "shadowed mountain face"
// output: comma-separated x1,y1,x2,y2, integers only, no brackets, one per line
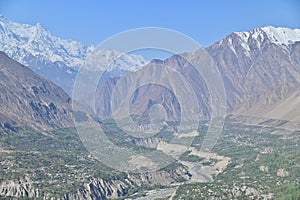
0,51,74,131
95,27,300,123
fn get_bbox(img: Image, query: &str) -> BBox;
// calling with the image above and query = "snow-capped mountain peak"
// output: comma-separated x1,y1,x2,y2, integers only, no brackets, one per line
0,15,148,71
261,26,300,45
233,26,300,47
0,15,148,94
0,15,92,68
216,26,300,57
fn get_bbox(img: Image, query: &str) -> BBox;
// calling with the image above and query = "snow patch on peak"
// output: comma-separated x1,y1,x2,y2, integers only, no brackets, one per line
35,22,43,28
261,26,300,45
227,26,300,53
227,37,237,55
234,31,250,43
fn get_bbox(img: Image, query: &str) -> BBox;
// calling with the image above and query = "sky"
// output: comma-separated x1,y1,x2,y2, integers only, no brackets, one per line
0,0,300,50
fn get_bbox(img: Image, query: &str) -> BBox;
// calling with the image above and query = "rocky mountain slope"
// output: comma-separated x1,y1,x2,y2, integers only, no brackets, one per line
207,26,300,111
262,88,300,122
0,51,74,131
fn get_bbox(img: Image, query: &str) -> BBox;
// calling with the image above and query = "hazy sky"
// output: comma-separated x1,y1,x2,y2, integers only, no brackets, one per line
1,0,299,47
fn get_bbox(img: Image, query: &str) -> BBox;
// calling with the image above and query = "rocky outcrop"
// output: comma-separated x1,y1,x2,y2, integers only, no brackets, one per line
130,137,166,149
0,165,191,199
277,169,289,177
64,177,134,200
129,164,191,186
65,165,192,199
0,176,40,198
0,177,133,200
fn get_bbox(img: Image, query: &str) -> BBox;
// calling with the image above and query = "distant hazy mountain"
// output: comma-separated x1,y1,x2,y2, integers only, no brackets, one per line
0,15,147,94
96,26,300,122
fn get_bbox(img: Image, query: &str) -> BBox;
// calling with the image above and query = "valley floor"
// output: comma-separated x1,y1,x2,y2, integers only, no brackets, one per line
0,118,299,199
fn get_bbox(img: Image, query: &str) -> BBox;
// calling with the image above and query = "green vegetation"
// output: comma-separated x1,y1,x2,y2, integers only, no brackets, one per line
173,122,300,199
0,121,186,199
116,184,169,200
273,183,300,200
0,127,120,198
179,150,204,162
72,110,88,122
1,119,299,199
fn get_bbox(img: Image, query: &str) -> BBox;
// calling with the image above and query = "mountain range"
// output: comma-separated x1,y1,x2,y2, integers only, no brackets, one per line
0,15,147,95
95,26,300,125
1,15,300,129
